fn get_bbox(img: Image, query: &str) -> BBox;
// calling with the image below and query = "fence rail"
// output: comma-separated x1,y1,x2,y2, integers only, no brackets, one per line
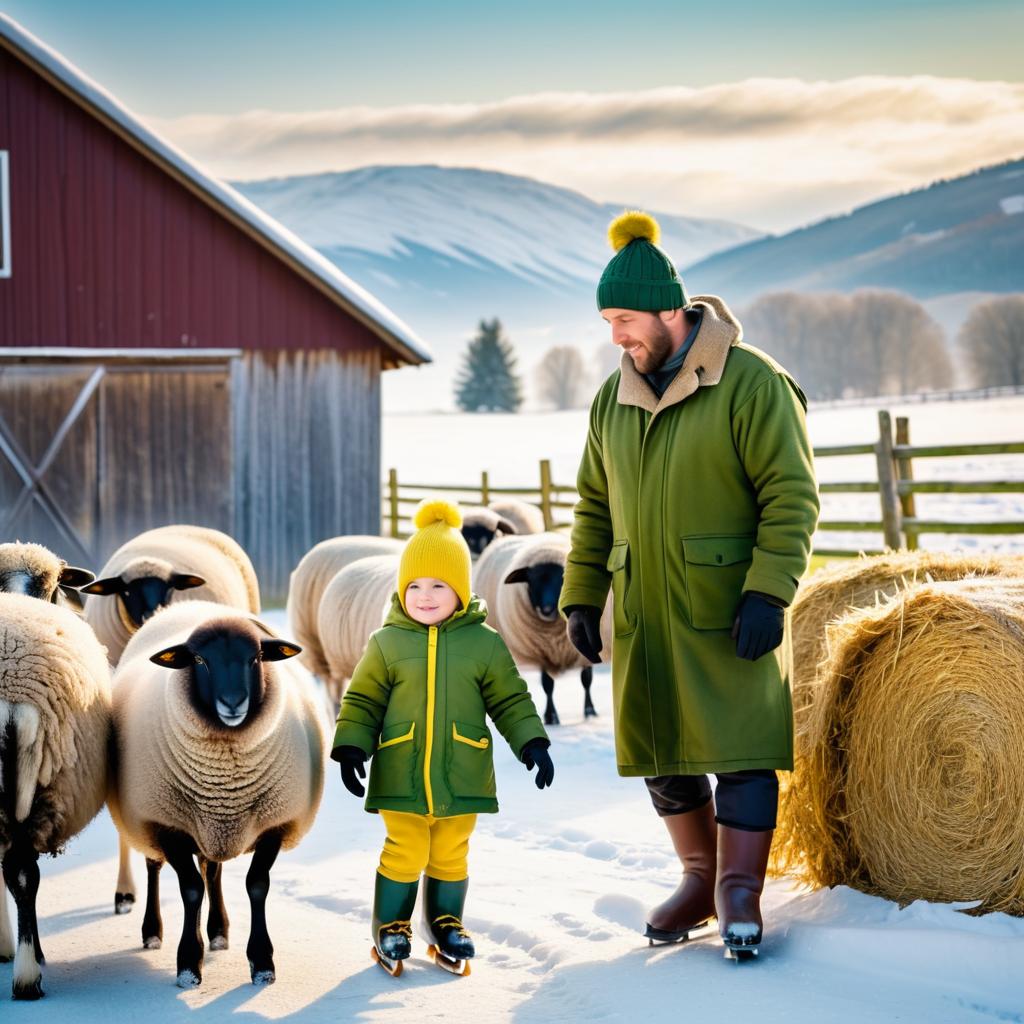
383,410,1024,553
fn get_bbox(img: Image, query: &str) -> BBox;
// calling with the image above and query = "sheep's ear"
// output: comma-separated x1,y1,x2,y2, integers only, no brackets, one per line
58,565,96,589
57,585,86,612
80,575,124,596
150,644,193,668
260,639,302,662
495,518,518,536
504,568,530,585
171,574,205,591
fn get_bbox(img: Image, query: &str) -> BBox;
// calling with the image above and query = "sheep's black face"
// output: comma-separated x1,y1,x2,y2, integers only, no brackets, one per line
462,525,497,558
82,572,205,626
505,562,565,622
150,623,301,730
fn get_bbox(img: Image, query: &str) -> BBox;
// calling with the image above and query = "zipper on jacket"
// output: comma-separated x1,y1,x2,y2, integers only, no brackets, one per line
424,625,438,815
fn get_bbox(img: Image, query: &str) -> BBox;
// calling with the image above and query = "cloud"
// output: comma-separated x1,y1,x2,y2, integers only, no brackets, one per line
148,76,1024,231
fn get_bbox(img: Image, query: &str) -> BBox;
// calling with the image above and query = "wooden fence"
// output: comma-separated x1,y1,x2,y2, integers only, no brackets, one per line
383,410,1024,555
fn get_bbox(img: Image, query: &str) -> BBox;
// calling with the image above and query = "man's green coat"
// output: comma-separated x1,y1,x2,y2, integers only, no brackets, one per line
559,296,819,776
333,595,548,816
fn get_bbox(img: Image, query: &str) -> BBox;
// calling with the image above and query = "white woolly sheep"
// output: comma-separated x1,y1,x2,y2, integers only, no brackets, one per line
489,497,545,535
286,535,403,680
108,599,325,989
0,541,95,611
83,524,261,665
460,506,518,559
316,554,399,705
474,533,611,725
0,593,112,1000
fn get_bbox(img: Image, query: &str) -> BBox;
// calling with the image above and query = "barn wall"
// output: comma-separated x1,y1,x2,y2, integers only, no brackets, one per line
0,45,385,355
232,347,382,603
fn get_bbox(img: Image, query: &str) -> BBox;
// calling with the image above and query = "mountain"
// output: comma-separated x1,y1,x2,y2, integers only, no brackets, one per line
684,158,1024,307
233,165,760,410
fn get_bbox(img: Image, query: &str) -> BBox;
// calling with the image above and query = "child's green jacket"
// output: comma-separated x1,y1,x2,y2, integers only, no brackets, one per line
332,594,548,817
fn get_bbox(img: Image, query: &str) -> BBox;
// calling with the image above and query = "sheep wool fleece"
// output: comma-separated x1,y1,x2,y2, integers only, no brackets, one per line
559,294,820,777
333,594,548,816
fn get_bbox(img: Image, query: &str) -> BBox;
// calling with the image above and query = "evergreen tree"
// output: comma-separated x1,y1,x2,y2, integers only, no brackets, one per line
453,318,524,412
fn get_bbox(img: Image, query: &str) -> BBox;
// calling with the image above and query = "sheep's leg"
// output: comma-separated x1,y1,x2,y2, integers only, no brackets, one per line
246,829,282,985
0,853,14,962
202,859,229,950
142,858,164,949
541,671,560,726
581,666,597,718
115,833,136,914
3,839,43,1000
159,831,205,988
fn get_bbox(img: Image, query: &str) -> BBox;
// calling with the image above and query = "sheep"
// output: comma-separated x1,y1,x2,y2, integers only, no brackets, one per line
0,593,112,1000
316,554,399,705
489,497,545,536
474,533,611,726
82,524,261,666
0,541,95,611
460,506,518,559
286,535,403,681
108,599,325,989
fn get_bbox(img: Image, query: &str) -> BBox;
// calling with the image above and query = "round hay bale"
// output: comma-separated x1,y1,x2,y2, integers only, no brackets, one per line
791,550,1024,727
773,576,1024,914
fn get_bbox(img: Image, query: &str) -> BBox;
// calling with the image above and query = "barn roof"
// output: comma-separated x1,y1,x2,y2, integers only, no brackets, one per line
0,13,432,368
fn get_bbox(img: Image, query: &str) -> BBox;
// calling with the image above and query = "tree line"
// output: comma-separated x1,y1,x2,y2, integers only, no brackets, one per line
453,294,1024,411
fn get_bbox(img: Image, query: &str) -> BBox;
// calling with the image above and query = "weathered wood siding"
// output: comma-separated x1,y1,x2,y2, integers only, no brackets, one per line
232,348,382,602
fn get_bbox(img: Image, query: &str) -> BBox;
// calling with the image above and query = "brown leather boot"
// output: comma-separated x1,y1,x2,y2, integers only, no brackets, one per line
715,826,773,958
644,801,717,944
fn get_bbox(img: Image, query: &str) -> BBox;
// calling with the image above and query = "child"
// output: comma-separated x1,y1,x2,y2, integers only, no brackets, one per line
331,499,553,976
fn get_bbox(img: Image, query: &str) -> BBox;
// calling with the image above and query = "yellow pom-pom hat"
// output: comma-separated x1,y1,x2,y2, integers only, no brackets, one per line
597,210,687,313
397,499,472,614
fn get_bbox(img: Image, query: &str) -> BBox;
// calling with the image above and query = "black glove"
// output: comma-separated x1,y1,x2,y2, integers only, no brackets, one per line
731,591,786,661
332,745,367,797
566,606,603,664
521,739,554,790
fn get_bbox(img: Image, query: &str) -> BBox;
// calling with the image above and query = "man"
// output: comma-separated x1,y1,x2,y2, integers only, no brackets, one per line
559,211,819,958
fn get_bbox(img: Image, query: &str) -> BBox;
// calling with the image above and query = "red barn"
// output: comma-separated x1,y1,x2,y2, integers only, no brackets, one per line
0,14,431,600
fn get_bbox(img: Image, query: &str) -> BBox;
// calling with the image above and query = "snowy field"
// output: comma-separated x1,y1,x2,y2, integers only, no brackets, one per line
383,394,1024,553
5,608,1024,1021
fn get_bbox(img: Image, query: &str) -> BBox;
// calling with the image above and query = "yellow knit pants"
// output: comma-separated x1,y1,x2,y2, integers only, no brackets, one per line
378,811,477,884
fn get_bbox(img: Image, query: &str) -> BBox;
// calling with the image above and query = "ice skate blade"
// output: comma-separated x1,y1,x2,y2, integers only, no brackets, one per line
371,945,404,977
724,944,759,961
644,918,712,946
427,944,472,976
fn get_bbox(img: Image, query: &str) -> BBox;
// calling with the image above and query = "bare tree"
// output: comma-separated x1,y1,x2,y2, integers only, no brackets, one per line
535,345,590,410
958,295,1024,387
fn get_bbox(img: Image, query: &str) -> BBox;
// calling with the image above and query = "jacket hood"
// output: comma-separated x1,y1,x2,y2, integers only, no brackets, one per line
383,591,489,631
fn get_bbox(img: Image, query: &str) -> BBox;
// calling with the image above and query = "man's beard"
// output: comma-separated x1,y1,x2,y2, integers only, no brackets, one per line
629,320,676,373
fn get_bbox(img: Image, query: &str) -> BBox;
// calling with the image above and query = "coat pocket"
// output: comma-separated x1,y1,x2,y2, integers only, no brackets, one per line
448,721,497,799
370,720,417,798
681,535,755,631
606,540,636,637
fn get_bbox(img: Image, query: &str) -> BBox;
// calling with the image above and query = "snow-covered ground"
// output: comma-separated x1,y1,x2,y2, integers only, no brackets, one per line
7,609,1024,1020
383,394,1024,552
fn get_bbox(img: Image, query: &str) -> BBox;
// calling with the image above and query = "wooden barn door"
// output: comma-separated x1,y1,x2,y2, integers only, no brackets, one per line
0,354,235,570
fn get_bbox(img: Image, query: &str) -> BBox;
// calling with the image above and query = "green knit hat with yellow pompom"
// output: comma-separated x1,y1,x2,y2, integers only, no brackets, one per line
398,499,472,613
597,211,688,312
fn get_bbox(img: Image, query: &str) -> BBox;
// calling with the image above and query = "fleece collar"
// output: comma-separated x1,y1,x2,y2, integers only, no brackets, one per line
616,294,743,416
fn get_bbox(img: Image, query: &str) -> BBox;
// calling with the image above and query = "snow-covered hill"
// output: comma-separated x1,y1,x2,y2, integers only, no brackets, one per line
234,166,759,410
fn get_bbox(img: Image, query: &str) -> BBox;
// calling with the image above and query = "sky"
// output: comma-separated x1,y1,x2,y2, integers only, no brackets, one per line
5,0,1024,231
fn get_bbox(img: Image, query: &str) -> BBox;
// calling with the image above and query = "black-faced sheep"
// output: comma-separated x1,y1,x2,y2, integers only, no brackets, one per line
82,524,261,665
286,535,403,681
0,593,112,999
108,600,325,989
474,533,611,725
489,497,545,536
0,541,95,611
316,554,398,705
460,507,518,559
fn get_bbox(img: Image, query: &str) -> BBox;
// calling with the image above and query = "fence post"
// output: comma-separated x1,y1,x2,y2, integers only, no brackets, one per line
539,459,554,530
388,468,400,539
875,410,903,550
481,470,490,506
895,415,918,551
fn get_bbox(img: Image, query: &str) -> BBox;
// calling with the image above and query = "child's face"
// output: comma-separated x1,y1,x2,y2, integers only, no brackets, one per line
404,577,460,625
